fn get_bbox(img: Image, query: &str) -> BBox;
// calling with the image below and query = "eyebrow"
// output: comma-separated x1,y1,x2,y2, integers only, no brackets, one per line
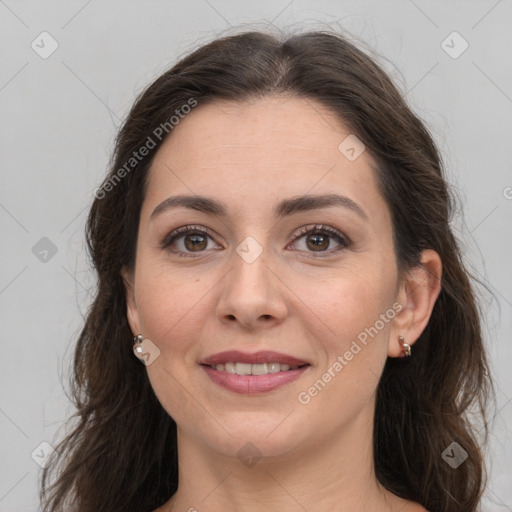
150,193,369,222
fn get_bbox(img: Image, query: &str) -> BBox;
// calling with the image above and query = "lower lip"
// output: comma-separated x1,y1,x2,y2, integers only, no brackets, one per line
201,365,309,394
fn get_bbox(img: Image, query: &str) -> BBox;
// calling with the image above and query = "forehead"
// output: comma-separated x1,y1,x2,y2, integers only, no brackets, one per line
143,96,389,227
152,95,355,177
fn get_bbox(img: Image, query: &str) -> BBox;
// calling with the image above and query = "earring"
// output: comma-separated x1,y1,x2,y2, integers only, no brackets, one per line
398,335,411,357
133,334,144,355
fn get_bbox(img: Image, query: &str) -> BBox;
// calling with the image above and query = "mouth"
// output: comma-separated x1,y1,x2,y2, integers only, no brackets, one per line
200,350,311,394
204,362,308,375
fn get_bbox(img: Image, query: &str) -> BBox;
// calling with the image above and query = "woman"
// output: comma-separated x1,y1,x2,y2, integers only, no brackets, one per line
40,29,492,512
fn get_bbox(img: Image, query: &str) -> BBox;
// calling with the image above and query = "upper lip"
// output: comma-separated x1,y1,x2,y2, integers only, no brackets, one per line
201,350,309,367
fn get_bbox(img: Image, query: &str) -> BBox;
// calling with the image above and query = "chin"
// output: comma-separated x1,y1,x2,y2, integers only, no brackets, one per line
198,410,311,461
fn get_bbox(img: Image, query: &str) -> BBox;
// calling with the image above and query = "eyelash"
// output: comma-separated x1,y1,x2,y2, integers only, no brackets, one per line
160,224,351,259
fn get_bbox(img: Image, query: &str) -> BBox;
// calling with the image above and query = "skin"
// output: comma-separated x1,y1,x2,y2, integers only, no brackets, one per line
122,95,441,512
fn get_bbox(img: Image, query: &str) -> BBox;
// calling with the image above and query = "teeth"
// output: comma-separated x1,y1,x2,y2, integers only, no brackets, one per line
235,362,252,375
224,363,236,374
251,363,268,375
213,362,299,375
268,362,280,373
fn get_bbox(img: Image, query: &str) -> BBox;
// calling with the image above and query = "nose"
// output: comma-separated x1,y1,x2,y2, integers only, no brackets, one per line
216,250,288,331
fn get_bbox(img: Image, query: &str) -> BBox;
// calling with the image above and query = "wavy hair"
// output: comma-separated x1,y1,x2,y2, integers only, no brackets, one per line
40,29,492,512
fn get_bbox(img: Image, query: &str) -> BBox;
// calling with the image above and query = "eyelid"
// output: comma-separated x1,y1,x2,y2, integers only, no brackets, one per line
160,224,216,247
289,223,350,244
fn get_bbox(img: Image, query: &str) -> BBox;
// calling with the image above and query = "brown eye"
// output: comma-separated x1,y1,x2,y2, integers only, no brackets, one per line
306,233,330,251
161,225,221,257
290,224,350,257
184,233,208,251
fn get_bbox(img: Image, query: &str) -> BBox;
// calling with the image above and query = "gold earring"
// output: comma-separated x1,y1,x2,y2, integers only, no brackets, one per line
399,335,411,357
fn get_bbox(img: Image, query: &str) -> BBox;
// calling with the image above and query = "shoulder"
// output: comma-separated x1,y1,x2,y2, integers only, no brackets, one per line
390,497,428,512
403,504,429,512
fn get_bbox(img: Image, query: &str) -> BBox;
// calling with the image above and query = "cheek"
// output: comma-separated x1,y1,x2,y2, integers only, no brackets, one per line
295,293,393,433
134,264,215,427
295,263,396,395
134,260,210,356
293,260,396,342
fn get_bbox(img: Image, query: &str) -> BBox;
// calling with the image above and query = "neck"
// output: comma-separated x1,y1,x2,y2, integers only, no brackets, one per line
168,406,400,512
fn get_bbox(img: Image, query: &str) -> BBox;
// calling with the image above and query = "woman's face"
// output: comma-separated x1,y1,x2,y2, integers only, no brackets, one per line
124,95,408,459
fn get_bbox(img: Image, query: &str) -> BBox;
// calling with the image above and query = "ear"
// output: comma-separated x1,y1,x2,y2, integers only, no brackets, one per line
388,249,442,357
121,266,141,337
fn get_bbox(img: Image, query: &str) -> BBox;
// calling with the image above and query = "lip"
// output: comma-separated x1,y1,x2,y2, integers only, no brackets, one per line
200,350,311,395
202,365,310,394
201,350,308,367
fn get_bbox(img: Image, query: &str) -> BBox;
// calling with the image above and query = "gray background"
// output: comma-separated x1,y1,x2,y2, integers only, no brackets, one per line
1,1,511,510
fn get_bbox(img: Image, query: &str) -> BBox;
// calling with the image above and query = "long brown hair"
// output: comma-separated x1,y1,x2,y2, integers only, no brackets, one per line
40,29,493,512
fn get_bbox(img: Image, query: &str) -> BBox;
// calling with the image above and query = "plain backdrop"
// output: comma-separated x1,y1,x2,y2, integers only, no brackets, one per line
1,1,511,510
